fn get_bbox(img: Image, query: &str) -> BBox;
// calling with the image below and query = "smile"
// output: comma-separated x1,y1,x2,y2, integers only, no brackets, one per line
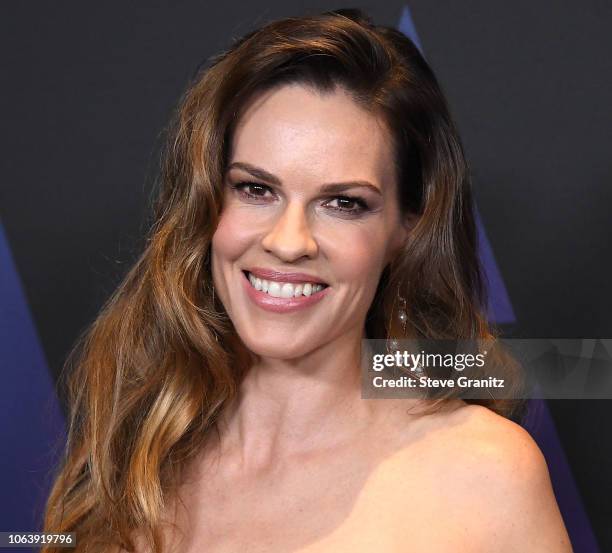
241,270,330,313
245,271,328,298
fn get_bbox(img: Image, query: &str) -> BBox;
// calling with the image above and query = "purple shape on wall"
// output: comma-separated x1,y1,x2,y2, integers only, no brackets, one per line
474,210,516,324
523,398,600,552
398,6,515,325
0,219,66,544
397,5,423,52
398,4,598,551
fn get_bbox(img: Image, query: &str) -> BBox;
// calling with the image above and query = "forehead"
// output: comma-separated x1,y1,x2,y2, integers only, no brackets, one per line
229,84,396,189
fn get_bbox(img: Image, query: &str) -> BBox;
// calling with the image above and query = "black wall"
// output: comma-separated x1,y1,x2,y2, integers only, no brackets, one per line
1,1,610,549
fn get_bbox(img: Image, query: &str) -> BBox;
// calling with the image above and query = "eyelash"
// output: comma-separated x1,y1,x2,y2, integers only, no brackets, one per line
230,181,370,215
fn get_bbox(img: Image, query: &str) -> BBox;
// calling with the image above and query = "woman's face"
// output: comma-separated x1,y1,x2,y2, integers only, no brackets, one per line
211,83,409,359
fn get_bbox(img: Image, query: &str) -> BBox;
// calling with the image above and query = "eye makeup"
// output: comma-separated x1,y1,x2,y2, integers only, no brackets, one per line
228,180,372,217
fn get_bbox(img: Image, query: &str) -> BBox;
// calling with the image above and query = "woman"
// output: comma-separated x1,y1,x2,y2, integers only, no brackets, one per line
43,9,572,553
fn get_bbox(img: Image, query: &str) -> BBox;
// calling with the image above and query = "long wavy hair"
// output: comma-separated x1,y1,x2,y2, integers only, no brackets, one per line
42,9,522,553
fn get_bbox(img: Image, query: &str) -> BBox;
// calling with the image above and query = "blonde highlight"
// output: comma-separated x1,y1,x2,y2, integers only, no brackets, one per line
42,10,522,552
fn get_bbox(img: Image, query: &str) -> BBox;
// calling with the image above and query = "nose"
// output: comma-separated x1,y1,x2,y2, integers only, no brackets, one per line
261,201,319,262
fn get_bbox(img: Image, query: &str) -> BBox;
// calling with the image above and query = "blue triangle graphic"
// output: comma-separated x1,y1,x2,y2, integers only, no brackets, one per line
0,219,66,543
398,5,515,325
397,5,598,550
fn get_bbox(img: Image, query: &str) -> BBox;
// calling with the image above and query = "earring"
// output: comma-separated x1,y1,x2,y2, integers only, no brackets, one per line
387,282,408,353
397,284,408,336
388,283,424,375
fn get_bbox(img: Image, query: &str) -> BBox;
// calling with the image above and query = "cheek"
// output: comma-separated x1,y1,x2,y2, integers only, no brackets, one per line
212,202,393,288
322,225,389,285
211,209,254,262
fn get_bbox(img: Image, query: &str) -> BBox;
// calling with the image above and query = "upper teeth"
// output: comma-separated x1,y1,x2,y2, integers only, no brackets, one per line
247,273,326,298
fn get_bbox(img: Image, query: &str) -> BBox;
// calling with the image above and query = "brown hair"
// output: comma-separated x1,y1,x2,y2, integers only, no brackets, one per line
42,9,522,553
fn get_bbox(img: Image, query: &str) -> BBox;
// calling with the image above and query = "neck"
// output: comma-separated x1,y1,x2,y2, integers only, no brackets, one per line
215,326,379,472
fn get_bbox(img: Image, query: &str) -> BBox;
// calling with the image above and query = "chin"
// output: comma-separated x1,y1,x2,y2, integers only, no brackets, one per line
239,333,316,361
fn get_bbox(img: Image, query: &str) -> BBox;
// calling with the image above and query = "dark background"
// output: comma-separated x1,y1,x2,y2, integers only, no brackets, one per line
1,1,610,550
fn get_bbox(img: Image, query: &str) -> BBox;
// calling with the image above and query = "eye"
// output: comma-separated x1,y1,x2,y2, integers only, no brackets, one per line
229,181,370,216
324,195,370,215
231,181,275,201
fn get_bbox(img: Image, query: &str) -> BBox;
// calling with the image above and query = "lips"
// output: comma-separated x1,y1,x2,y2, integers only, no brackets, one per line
241,269,330,313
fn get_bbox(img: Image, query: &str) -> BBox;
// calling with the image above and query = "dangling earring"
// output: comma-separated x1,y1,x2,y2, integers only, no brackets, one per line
386,282,408,353
397,283,408,336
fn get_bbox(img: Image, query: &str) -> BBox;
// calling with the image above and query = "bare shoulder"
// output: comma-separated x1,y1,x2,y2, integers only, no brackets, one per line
443,403,556,486
404,402,574,552
437,402,547,466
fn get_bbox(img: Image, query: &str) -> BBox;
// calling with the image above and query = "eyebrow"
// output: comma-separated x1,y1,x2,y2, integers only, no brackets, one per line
226,161,383,196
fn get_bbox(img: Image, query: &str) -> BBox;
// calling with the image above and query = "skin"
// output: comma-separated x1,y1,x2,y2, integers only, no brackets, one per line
127,84,572,552
209,82,412,464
